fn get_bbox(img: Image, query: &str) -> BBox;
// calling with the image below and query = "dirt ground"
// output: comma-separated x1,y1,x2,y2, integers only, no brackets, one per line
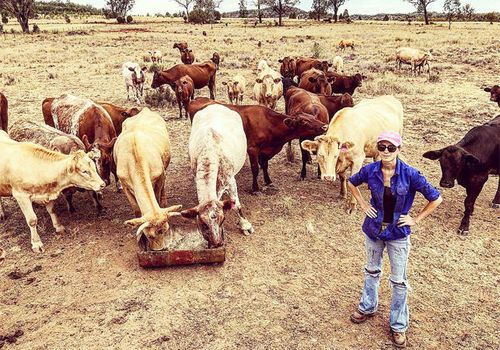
0,18,499,350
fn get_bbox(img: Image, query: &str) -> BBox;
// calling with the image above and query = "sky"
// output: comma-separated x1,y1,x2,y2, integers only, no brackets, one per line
48,1,500,15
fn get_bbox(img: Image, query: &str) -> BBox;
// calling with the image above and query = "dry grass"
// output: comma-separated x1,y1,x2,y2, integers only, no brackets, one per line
0,17,499,350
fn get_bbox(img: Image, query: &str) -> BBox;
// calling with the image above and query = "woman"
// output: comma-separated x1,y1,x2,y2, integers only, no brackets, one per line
347,131,442,348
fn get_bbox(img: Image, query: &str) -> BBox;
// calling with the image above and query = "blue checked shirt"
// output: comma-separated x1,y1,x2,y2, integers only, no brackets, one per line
348,159,441,241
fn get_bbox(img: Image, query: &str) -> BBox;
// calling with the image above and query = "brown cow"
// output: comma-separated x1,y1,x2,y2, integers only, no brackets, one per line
298,68,333,95
42,94,118,187
339,39,355,51
278,56,297,78
318,93,354,120
484,85,500,107
173,42,195,64
188,97,328,193
286,86,329,180
151,56,218,99
95,101,141,136
0,92,7,132
326,71,366,95
175,75,195,119
295,57,332,77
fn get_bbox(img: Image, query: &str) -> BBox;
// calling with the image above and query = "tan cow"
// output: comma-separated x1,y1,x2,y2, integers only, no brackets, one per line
302,95,404,211
0,130,105,252
113,108,182,251
222,74,246,105
339,39,355,51
396,47,432,76
253,67,283,110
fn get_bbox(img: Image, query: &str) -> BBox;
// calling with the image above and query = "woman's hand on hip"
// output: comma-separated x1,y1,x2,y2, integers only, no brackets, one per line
398,214,416,227
361,204,377,218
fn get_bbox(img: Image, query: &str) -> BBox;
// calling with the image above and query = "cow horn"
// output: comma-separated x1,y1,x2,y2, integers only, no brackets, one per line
135,221,151,241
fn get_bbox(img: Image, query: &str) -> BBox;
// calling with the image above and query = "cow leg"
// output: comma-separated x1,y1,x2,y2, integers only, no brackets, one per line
123,187,141,217
155,172,167,207
458,180,486,235
63,189,76,213
228,177,254,235
126,85,130,101
209,76,216,99
89,191,104,214
258,154,273,187
45,200,65,234
338,171,348,199
299,139,310,180
0,198,6,220
286,141,295,163
493,175,500,209
13,194,44,253
178,98,183,118
248,149,261,194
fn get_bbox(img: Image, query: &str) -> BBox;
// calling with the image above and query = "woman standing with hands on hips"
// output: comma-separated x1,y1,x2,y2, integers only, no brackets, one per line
347,131,442,348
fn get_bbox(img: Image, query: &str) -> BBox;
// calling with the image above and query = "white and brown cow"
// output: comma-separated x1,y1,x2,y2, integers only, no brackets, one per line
122,62,147,104
253,67,283,110
302,95,404,211
42,94,118,189
114,108,183,251
9,119,103,213
181,104,254,248
222,74,246,105
0,130,105,252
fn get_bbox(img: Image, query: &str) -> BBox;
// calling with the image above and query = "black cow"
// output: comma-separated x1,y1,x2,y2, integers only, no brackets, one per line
484,85,500,107
423,115,500,235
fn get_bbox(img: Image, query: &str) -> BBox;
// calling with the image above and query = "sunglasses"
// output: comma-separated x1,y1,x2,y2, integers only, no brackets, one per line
377,144,399,153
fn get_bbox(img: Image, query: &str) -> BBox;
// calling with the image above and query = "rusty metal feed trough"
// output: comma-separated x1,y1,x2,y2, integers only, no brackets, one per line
137,222,225,268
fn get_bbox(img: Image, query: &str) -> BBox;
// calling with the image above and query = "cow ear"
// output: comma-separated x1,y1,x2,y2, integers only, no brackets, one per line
256,78,263,83
221,81,227,85
278,59,283,63
362,75,367,79
327,77,336,83
341,93,353,106
465,154,480,168
423,149,444,160
128,67,135,72
222,200,235,211
328,63,332,67
141,66,148,72
342,141,354,151
483,87,491,92
181,207,199,219
308,76,317,83
81,134,92,151
273,78,281,84
121,111,131,118
301,140,319,154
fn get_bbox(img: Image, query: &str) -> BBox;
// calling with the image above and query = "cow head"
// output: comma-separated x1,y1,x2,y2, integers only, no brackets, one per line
82,134,117,186
423,146,480,188
340,93,354,108
313,60,332,73
283,113,328,137
279,57,297,78
128,66,147,87
176,76,193,98
281,76,298,95
308,73,332,95
222,80,238,101
301,135,354,182
121,107,140,119
256,74,281,101
173,42,188,51
484,85,500,106
181,200,234,248
211,52,221,69
353,73,366,87
151,71,164,89
125,205,183,251
67,150,106,192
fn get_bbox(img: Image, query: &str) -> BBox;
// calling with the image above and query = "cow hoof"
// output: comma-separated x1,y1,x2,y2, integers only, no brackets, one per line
240,222,254,235
492,203,500,209
55,226,66,235
251,191,263,196
457,229,470,236
31,242,45,253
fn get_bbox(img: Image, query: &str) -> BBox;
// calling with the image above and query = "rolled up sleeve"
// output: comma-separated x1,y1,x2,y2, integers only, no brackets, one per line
411,170,441,202
348,165,369,187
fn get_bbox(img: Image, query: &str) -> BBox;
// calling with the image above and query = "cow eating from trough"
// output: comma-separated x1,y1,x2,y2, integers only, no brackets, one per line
0,130,105,253
423,115,500,235
114,108,183,251
181,104,254,247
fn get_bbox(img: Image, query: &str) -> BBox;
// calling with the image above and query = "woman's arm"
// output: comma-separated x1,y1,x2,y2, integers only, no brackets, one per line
348,181,377,218
398,196,443,227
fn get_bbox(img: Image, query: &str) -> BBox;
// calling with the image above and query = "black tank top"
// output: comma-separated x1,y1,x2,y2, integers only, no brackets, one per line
383,186,396,224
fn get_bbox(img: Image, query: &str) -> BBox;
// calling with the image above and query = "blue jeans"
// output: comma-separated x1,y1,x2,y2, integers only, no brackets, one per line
357,234,411,332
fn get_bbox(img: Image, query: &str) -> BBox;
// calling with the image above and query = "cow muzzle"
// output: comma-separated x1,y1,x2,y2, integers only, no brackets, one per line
321,174,336,182
440,180,455,188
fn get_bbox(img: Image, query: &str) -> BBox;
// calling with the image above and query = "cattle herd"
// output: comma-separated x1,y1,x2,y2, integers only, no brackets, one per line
0,39,498,265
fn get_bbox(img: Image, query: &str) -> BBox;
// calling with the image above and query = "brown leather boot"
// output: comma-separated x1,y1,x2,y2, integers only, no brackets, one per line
350,310,374,324
391,331,407,348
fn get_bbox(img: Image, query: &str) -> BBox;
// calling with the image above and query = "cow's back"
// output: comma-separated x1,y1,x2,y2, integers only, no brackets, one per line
190,105,247,173
331,95,403,156
458,115,500,168
170,62,215,88
51,94,95,135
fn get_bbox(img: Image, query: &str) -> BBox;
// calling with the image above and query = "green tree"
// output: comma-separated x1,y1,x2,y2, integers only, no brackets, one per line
105,0,135,18
405,0,436,25
239,0,247,18
443,0,460,29
261,0,300,26
172,0,195,21
461,3,474,20
0,0,34,33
